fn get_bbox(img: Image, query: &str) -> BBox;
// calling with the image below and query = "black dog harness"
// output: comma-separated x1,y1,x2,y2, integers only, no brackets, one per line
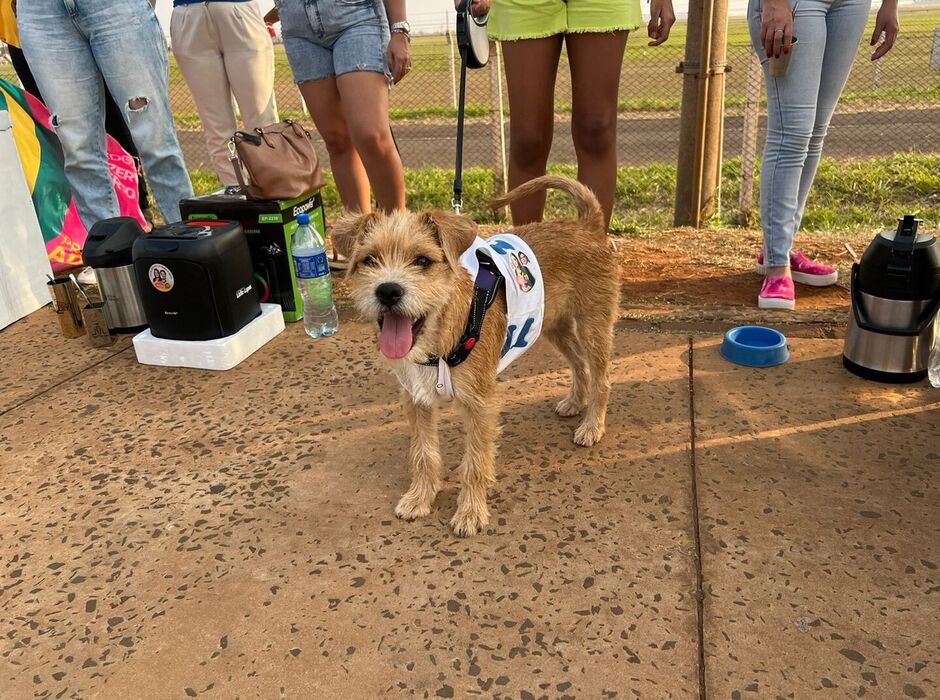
419,251,503,369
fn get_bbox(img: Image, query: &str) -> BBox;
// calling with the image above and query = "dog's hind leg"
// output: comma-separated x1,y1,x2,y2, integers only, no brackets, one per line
395,393,443,520
450,393,498,537
573,317,614,447
545,318,590,417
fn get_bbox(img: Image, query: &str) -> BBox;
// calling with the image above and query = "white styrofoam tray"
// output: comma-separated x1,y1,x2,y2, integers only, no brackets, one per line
132,303,285,370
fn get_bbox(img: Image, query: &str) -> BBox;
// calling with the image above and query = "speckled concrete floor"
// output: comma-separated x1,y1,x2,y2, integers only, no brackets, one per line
693,338,940,699
0,310,937,699
0,314,699,698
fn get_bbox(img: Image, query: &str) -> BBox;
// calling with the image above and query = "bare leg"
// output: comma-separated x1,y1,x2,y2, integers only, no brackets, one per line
500,36,564,225
298,77,371,212
395,394,443,520
336,71,405,212
566,31,628,230
450,391,498,537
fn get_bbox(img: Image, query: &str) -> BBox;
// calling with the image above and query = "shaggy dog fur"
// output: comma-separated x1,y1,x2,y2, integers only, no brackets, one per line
332,175,619,536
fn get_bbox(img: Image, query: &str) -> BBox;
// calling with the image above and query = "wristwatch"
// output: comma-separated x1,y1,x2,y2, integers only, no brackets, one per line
390,20,411,37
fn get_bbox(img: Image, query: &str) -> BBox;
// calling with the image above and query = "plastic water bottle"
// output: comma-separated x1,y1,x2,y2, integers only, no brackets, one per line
929,333,940,388
292,212,338,338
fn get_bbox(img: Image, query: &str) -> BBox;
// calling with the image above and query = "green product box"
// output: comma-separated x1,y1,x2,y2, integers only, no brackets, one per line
179,191,326,322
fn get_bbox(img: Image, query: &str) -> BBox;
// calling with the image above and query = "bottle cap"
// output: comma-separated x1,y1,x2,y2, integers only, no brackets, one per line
297,213,309,225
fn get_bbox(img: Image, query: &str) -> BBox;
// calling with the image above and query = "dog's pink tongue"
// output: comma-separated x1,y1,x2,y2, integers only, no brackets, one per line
379,313,414,359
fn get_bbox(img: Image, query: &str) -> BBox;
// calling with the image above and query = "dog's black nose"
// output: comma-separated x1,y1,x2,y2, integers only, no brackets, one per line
375,282,404,307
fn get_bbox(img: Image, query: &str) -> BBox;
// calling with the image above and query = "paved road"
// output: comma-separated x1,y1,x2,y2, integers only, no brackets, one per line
179,106,939,173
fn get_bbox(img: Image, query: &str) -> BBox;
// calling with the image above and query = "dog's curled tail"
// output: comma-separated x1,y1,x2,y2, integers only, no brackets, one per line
490,175,605,237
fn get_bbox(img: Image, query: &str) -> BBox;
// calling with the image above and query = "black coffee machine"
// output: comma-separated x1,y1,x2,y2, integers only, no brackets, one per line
132,221,261,341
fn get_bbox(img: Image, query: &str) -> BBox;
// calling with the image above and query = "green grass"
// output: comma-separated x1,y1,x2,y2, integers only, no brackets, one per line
757,153,940,232
189,152,940,234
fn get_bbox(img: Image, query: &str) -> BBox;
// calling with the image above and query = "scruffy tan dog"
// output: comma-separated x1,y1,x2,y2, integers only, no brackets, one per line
332,175,619,536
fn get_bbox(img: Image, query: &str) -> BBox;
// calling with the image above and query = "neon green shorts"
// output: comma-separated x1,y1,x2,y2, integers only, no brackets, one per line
489,0,642,41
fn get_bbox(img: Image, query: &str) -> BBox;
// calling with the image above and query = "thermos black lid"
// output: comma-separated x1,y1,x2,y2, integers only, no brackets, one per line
857,216,940,301
82,217,146,268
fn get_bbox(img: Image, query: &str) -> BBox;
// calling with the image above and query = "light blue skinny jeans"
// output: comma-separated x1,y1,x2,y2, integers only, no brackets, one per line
748,0,871,267
18,0,193,228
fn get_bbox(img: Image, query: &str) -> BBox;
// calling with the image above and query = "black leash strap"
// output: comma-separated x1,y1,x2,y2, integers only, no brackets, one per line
421,252,503,368
453,43,469,214
453,0,488,213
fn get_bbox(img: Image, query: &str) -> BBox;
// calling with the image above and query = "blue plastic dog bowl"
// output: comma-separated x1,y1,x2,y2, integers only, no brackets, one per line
719,325,789,368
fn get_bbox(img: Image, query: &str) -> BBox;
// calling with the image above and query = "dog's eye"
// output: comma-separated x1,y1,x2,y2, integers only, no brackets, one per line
361,255,377,267
414,256,433,268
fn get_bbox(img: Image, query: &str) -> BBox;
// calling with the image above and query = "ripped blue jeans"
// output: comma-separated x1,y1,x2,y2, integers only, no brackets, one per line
748,0,870,267
18,0,192,228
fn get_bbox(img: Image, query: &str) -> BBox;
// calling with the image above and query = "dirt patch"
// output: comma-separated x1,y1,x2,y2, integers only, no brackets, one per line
607,228,876,335
617,229,857,307
333,226,877,335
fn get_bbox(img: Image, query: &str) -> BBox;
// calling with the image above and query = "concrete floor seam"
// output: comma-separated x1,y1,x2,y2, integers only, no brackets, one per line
0,344,132,421
687,336,708,700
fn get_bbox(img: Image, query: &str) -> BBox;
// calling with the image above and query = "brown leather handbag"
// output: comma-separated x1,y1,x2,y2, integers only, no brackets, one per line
229,120,325,200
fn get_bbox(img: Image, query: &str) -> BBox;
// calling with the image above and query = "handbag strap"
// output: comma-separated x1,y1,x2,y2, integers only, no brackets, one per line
229,137,253,195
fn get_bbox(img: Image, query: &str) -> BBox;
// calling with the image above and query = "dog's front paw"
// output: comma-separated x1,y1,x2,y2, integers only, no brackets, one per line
395,488,437,520
573,421,606,447
555,395,584,417
449,504,490,537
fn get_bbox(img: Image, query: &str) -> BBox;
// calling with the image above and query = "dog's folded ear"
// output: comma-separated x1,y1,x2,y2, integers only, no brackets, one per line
421,210,478,273
331,212,378,275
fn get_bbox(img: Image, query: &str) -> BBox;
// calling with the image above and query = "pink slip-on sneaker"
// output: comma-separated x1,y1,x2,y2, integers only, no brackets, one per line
758,275,795,310
756,250,838,286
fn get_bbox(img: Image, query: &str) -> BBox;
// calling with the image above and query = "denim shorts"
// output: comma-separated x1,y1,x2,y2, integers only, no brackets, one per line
281,0,391,83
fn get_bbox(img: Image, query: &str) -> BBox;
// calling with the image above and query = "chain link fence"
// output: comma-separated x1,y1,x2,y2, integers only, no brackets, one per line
184,7,937,205
1,6,937,223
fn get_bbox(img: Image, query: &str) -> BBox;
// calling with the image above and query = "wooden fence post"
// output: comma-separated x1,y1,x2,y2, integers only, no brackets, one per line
738,48,762,226
447,29,458,110
488,41,508,217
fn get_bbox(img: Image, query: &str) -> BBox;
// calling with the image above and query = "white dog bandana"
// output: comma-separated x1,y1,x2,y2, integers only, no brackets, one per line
432,234,544,399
